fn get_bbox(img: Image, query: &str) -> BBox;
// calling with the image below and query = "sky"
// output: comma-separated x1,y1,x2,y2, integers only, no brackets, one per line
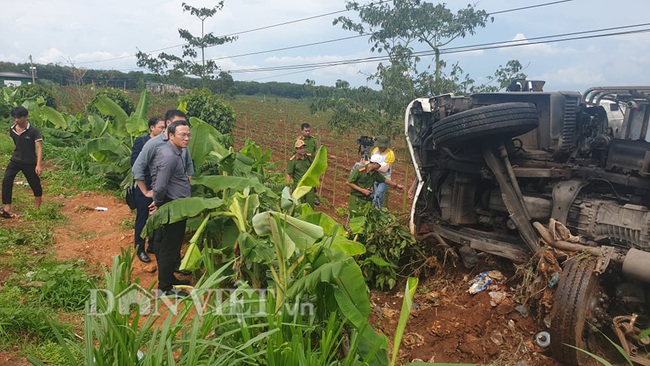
2,0,649,93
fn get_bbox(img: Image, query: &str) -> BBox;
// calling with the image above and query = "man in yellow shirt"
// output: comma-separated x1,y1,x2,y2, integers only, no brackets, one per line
369,136,395,208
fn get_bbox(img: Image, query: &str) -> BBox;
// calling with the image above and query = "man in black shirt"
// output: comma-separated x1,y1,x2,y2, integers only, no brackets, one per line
2,107,43,218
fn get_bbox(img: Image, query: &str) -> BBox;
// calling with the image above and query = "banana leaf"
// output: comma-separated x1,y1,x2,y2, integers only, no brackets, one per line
280,186,298,211
287,250,388,365
252,211,324,258
293,146,327,200
88,115,109,137
85,136,130,165
95,95,128,137
192,175,277,198
179,215,210,271
188,117,230,168
329,236,366,256
42,106,67,129
132,90,149,121
143,197,225,237
238,232,275,264
392,277,418,366
227,192,260,233
299,212,347,237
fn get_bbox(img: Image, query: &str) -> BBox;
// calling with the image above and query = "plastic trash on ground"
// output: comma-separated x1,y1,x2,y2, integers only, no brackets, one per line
468,270,506,294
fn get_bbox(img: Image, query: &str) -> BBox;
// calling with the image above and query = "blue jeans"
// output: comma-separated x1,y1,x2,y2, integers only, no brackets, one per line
373,182,388,208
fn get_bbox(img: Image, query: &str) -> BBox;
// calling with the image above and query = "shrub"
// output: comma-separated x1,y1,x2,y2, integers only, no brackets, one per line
87,88,135,117
183,88,236,134
15,84,57,108
0,84,57,118
351,204,416,290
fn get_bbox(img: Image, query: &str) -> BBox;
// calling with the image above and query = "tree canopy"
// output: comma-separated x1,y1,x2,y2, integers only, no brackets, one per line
315,0,527,136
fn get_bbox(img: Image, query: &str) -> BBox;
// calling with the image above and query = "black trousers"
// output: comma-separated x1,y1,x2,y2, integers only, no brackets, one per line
133,186,161,252
158,219,186,292
2,161,43,204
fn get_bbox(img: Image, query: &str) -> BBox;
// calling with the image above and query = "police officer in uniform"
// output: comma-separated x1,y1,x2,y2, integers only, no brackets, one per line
346,154,403,217
286,139,315,206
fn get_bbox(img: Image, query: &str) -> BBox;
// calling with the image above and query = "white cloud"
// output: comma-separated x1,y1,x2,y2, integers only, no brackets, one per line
498,33,559,55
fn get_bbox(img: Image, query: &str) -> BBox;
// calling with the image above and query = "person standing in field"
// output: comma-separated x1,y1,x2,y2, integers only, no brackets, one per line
132,110,193,272
295,122,318,155
2,107,43,218
346,154,404,218
295,122,320,204
150,120,192,297
130,116,165,263
286,139,315,206
369,136,395,208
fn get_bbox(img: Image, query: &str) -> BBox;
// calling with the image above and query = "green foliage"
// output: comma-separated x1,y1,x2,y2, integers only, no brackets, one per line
0,287,70,342
29,262,96,311
0,84,57,118
25,341,76,366
352,204,416,290
44,249,382,366
391,277,418,366
471,60,529,93
0,227,29,246
136,125,389,363
86,88,135,117
183,88,236,134
14,84,57,109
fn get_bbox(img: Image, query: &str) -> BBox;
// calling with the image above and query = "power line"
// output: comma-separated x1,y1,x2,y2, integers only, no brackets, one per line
75,1,391,65
225,25,650,74
74,0,569,66
489,0,572,15
211,0,574,62
209,34,368,61
439,22,650,53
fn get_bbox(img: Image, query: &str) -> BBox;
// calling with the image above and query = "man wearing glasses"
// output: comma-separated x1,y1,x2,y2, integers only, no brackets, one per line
150,121,192,297
132,110,194,274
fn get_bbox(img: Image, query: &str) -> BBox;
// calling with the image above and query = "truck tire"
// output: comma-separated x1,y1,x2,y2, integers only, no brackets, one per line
550,257,607,366
431,102,539,147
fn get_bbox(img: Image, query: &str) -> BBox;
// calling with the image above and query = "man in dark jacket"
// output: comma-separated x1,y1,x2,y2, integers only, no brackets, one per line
130,116,165,262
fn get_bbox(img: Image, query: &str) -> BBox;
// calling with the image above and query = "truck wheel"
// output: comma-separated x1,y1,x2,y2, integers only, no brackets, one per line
431,102,539,147
550,257,607,366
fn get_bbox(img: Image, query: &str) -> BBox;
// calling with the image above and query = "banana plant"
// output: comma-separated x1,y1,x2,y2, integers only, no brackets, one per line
82,91,150,186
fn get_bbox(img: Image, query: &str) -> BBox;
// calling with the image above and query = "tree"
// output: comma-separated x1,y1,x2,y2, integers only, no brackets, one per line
335,0,490,94
472,59,528,93
322,0,525,135
136,1,237,88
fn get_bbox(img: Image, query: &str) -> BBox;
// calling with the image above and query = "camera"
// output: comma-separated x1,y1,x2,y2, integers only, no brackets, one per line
357,136,375,161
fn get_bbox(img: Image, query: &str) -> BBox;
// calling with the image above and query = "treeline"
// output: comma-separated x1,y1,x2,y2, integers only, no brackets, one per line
0,61,380,100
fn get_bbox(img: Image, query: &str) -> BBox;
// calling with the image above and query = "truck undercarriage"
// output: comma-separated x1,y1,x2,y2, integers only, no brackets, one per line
406,85,650,365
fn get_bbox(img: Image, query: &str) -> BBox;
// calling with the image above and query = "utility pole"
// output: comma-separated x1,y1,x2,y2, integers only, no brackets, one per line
29,55,36,84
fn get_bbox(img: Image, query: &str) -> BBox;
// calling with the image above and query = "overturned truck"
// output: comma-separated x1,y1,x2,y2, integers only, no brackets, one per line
405,83,650,365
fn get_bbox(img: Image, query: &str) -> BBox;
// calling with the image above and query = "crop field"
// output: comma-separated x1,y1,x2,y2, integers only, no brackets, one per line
230,96,414,217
